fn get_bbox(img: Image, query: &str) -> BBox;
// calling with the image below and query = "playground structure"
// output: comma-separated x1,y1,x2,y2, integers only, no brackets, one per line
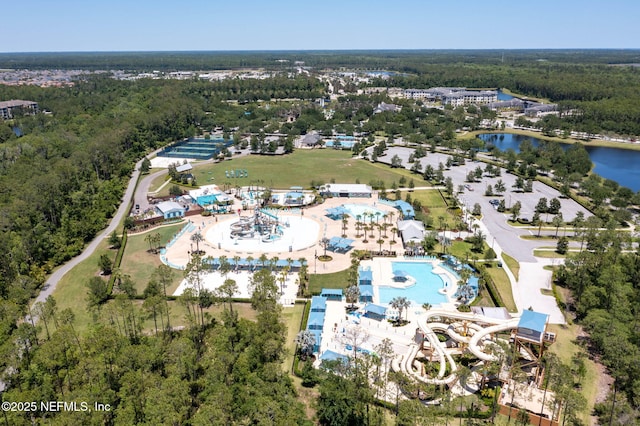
237,186,264,209
229,209,288,243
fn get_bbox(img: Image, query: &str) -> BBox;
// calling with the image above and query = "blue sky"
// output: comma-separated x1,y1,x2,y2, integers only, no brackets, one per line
2,0,639,52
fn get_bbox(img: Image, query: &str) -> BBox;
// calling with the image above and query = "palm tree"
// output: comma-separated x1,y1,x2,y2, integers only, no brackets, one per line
232,255,241,272
390,296,411,324
218,255,231,279
144,233,155,252
153,232,161,251
341,213,349,238
270,256,279,274
190,231,204,254
278,267,289,295
246,255,255,271
258,253,268,269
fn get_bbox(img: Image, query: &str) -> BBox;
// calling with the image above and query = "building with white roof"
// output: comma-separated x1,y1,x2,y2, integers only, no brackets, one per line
155,201,186,219
397,220,425,246
320,184,373,198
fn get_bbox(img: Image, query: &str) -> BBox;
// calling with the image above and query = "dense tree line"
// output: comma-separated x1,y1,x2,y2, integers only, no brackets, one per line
0,76,203,373
2,49,639,71
2,268,308,425
555,228,640,424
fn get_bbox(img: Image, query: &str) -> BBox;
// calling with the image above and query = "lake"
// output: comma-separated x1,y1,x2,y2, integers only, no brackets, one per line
497,90,514,101
478,133,640,192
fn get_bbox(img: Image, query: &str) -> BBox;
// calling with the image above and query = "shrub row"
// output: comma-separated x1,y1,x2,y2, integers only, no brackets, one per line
107,230,128,294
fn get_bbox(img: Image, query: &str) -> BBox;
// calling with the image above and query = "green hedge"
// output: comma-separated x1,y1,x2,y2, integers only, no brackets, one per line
292,299,311,376
478,265,505,308
107,230,128,295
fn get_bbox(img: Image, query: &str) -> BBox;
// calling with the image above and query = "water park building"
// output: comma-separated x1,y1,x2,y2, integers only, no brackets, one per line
320,183,373,198
187,185,233,211
154,201,186,219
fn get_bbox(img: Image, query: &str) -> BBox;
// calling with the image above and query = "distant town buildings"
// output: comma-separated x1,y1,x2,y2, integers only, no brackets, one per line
404,87,497,106
0,99,39,120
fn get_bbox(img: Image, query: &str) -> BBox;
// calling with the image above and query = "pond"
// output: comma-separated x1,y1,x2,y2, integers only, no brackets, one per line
478,133,640,192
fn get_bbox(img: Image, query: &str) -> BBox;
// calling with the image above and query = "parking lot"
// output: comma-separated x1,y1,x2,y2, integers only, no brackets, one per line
375,146,591,263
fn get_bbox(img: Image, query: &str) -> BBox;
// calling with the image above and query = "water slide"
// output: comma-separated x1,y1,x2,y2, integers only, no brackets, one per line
391,309,521,385
418,309,520,361
260,209,279,221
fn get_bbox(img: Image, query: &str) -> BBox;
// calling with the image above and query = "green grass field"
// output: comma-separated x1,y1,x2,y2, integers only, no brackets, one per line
484,266,518,312
192,150,431,190
501,252,520,281
309,269,351,294
546,322,599,424
49,239,115,333
120,223,187,294
282,303,306,373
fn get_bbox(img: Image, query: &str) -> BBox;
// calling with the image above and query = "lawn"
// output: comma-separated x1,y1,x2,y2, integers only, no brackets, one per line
407,189,461,230
309,269,351,295
130,299,258,333
484,265,518,312
441,240,489,261
501,252,520,281
49,239,116,334
546,323,599,424
120,222,187,294
282,303,306,373
533,249,574,259
191,150,431,190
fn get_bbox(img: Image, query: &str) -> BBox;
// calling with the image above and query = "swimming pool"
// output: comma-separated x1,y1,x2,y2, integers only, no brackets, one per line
378,261,448,306
343,203,386,222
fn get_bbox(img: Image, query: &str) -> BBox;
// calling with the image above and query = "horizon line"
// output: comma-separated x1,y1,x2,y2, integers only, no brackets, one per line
2,47,640,55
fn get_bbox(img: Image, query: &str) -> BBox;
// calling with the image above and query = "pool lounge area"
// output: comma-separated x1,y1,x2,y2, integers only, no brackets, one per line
326,203,388,222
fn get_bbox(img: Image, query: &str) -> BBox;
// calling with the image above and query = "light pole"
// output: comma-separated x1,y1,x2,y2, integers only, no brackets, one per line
314,250,317,274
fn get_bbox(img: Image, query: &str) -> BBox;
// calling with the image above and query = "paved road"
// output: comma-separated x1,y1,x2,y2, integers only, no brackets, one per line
30,145,254,314
372,145,581,323
27,156,148,320
375,146,591,263
135,168,170,212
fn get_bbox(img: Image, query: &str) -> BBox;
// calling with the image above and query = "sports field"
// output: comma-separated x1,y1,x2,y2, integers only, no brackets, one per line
191,150,431,189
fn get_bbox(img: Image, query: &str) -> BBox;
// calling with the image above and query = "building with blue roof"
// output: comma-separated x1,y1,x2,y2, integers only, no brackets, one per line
320,288,343,301
307,311,326,330
359,284,374,303
392,200,416,219
516,310,549,344
364,304,387,321
326,236,355,253
358,266,373,285
310,296,327,312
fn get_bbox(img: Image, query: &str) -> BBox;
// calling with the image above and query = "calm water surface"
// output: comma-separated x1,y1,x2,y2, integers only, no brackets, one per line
478,133,640,191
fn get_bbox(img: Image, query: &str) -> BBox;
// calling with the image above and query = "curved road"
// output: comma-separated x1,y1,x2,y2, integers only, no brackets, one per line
28,156,147,319
28,145,250,319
